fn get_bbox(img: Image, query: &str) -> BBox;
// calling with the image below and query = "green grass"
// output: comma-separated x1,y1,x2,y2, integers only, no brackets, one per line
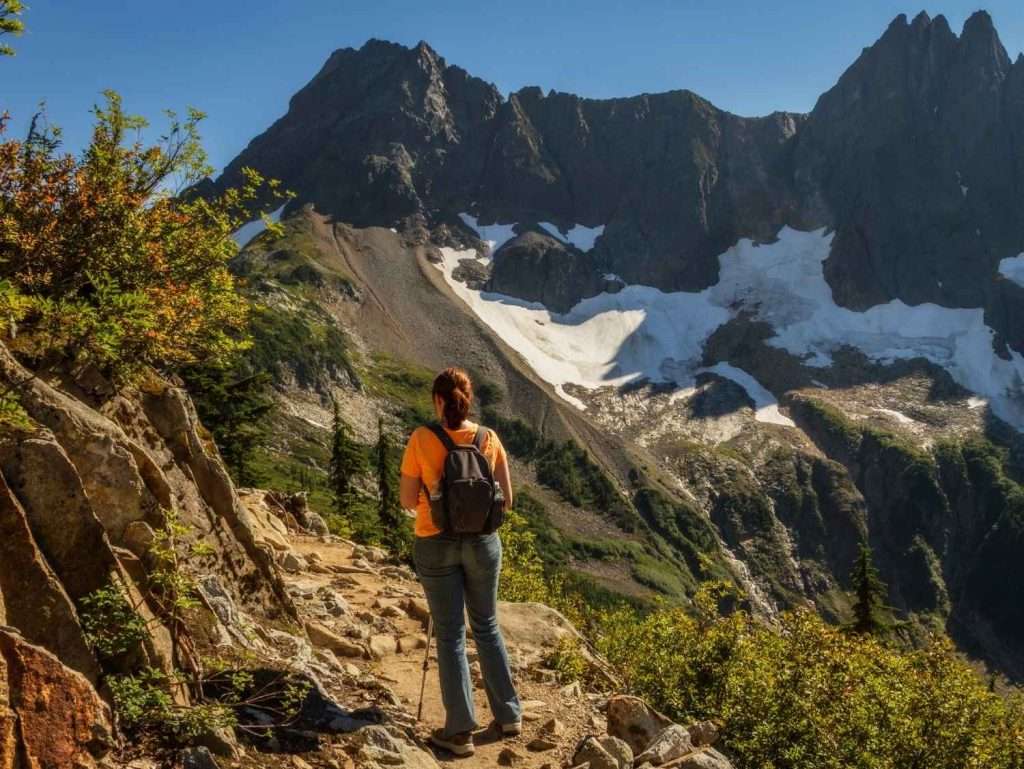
248,304,352,391
359,352,435,428
234,213,355,297
248,447,334,515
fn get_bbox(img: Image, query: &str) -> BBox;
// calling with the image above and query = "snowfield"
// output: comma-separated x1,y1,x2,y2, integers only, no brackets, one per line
458,213,517,255
441,222,1024,429
998,253,1024,287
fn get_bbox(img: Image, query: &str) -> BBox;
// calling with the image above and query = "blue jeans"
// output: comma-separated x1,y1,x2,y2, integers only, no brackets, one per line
414,532,521,736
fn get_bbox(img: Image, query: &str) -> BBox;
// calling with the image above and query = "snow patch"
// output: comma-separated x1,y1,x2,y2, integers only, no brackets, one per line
232,204,286,248
458,213,517,255
540,222,606,252
998,254,1024,287
702,363,796,427
710,228,1024,429
603,273,624,283
435,247,728,409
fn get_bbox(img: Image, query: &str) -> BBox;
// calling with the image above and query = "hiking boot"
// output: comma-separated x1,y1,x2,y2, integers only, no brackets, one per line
430,729,475,756
490,719,522,736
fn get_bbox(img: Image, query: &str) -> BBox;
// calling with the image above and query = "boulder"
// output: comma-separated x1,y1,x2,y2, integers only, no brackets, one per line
498,747,527,765
238,489,293,552
180,746,220,769
634,724,695,766
357,725,441,768
688,720,720,748
368,634,398,659
0,628,113,769
281,551,307,572
0,470,99,681
305,621,368,659
486,601,583,664
306,512,330,537
527,736,559,751
672,748,734,768
573,735,633,769
606,694,674,754
403,597,430,625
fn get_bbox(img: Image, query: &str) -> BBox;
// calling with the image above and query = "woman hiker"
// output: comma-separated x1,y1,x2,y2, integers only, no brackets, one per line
399,367,523,756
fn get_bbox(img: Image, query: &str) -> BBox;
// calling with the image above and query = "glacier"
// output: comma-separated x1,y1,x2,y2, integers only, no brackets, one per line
440,223,1024,429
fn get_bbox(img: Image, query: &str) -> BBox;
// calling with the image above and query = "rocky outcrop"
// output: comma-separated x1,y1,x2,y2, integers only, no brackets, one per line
0,341,305,764
487,231,603,312
0,472,99,682
0,628,113,769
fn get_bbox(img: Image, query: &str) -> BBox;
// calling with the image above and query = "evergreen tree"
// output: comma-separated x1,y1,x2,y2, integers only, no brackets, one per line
329,399,367,510
376,418,411,559
849,540,890,635
329,400,380,541
183,362,274,486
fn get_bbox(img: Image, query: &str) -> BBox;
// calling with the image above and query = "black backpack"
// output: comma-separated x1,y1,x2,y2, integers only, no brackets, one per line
426,424,505,536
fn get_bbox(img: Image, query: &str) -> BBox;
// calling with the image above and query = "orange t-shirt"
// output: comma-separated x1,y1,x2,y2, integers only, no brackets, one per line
400,421,508,537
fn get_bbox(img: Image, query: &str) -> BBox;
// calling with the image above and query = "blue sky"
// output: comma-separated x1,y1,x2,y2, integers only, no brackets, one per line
3,1,1023,173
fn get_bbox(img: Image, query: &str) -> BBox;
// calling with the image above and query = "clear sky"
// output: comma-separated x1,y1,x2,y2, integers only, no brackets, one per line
2,1,1023,173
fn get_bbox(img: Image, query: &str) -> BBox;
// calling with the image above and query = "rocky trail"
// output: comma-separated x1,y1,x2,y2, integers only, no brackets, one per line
231,492,732,769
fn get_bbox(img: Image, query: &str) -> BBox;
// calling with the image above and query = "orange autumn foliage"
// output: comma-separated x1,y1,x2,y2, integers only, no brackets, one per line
0,91,287,379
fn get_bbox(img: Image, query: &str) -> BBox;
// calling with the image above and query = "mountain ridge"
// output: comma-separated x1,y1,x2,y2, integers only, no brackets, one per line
214,11,1024,358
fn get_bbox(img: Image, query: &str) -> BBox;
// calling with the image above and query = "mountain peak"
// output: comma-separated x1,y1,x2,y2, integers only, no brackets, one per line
962,9,996,37
910,10,931,28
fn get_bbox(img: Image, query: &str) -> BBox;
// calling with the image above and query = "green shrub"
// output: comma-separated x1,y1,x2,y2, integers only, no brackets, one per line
596,591,1024,769
110,669,236,742
78,583,149,660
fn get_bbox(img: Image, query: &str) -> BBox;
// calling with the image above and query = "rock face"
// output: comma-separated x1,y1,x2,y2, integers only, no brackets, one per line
213,39,801,306
792,11,1024,351
0,628,114,769
214,15,1024,349
488,231,603,313
0,341,299,764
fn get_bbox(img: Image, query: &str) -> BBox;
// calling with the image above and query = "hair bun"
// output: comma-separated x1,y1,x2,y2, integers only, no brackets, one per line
433,367,474,429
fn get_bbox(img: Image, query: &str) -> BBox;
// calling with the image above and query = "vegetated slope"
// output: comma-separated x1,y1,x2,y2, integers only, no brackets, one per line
215,11,1024,681
231,207,739,604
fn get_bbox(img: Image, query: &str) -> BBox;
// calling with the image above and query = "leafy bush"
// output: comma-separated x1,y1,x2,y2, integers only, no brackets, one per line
78,583,149,660
109,668,236,742
596,590,1024,769
0,93,285,379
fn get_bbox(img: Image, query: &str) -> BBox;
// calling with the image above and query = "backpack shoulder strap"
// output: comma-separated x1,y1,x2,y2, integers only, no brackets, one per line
427,423,458,453
472,426,488,451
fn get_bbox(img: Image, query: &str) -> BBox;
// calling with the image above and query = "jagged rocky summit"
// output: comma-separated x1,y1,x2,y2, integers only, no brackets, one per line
213,11,1024,352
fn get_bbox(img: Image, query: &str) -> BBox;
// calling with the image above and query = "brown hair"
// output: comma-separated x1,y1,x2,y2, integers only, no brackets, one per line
432,367,473,429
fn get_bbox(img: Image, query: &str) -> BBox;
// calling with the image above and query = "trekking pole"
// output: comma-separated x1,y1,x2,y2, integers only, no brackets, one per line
417,614,434,722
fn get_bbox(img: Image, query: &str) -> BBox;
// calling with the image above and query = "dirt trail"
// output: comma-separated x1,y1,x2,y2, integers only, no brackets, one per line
287,535,602,768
